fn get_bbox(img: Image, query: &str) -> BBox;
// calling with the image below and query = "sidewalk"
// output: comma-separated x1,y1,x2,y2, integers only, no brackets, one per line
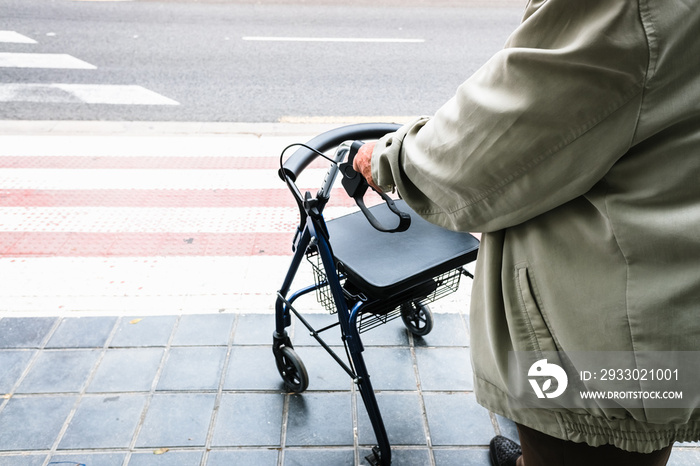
1,121,700,465
1,312,497,466
2,312,700,466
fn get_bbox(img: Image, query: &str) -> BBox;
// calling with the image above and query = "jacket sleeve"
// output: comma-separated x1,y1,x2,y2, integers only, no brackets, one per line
371,0,650,232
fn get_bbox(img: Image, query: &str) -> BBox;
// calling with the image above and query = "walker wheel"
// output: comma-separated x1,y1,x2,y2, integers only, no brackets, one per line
275,346,309,393
400,301,433,337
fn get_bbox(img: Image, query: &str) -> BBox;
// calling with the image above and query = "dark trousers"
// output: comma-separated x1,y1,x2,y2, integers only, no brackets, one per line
515,424,673,466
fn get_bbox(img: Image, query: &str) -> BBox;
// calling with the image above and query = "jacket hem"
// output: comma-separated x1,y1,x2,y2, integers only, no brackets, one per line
473,374,700,453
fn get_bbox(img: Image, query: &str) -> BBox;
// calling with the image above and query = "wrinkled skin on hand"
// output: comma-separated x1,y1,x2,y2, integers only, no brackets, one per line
352,141,381,192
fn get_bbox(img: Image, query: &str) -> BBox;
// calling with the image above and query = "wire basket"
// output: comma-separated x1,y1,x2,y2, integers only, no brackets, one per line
306,248,345,314
306,248,463,332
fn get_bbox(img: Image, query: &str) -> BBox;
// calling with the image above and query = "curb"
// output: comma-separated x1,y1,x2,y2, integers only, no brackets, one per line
0,119,412,137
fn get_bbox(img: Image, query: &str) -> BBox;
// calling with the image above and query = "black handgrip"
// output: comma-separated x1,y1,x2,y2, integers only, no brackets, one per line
279,123,401,182
340,141,411,233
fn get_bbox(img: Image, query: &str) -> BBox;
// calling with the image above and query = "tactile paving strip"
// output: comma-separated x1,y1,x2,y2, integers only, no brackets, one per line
1,232,294,257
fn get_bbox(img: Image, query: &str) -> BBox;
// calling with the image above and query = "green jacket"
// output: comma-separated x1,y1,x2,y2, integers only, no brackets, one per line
371,0,700,453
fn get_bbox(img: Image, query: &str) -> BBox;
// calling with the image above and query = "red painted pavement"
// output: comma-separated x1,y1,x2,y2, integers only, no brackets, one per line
0,188,364,208
0,155,329,170
0,232,294,257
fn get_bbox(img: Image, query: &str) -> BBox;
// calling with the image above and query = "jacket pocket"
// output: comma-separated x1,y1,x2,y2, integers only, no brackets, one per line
514,264,559,355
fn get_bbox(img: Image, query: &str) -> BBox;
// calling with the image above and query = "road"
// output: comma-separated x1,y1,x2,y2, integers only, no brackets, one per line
0,0,523,122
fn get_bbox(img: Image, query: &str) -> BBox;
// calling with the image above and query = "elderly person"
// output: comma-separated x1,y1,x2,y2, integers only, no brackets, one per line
353,1,700,464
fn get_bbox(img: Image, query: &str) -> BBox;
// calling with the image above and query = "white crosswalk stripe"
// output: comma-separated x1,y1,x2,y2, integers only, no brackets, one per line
55,83,179,105
0,31,37,44
0,52,96,69
0,83,180,105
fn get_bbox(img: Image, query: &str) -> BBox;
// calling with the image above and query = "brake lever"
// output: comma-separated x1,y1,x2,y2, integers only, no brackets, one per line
339,141,411,233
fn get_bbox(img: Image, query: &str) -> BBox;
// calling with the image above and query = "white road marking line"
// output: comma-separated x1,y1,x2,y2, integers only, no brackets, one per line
54,84,180,105
242,36,424,43
0,84,179,106
0,168,327,190
0,31,37,44
0,206,354,233
0,83,81,103
0,53,97,69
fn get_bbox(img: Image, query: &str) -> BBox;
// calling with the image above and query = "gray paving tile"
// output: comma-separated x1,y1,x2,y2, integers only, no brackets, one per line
424,393,494,446
172,314,235,346
285,448,355,466
59,394,147,449
157,347,226,391
291,313,344,347
0,396,76,450
359,448,431,466
46,317,118,348
286,393,353,446
357,392,426,446
135,393,216,448
356,317,410,347
211,393,284,446
414,313,469,347
223,346,285,391
110,316,176,347
17,349,100,394
433,448,491,465
416,347,473,391
669,448,700,466
0,455,45,466
50,452,126,466
361,347,417,391
232,314,274,345
128,450,203,465
0,350,35,393
293,346,352,391
0,318,57,348
206,450,278,466
88,348,163,393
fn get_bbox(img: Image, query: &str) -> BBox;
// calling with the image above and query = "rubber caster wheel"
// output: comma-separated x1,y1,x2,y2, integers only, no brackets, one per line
275,346,309,393
401,301,433,337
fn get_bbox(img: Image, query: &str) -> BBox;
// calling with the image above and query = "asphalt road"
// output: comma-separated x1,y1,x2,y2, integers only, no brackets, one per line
0,0,523,122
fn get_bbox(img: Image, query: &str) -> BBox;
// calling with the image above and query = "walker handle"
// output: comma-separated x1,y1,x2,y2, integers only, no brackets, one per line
340,141,411,233
279,123,401,182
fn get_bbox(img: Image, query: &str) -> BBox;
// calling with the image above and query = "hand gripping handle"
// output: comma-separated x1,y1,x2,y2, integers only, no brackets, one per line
339,141,411,233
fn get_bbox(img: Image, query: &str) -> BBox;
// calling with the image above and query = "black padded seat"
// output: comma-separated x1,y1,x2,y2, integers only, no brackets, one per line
326,199,479,301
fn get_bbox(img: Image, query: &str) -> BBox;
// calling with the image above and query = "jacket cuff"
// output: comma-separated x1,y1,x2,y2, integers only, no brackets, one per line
370,116,430,193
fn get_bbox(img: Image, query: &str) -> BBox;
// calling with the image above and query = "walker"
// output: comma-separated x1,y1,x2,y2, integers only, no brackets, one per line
273,123,480,465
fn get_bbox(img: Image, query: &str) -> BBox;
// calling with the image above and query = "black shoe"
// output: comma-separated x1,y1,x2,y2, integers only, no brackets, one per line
489,435,522,466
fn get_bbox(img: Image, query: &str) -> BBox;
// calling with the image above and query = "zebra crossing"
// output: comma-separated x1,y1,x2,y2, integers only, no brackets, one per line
0,30,179,106
0,121,374,316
